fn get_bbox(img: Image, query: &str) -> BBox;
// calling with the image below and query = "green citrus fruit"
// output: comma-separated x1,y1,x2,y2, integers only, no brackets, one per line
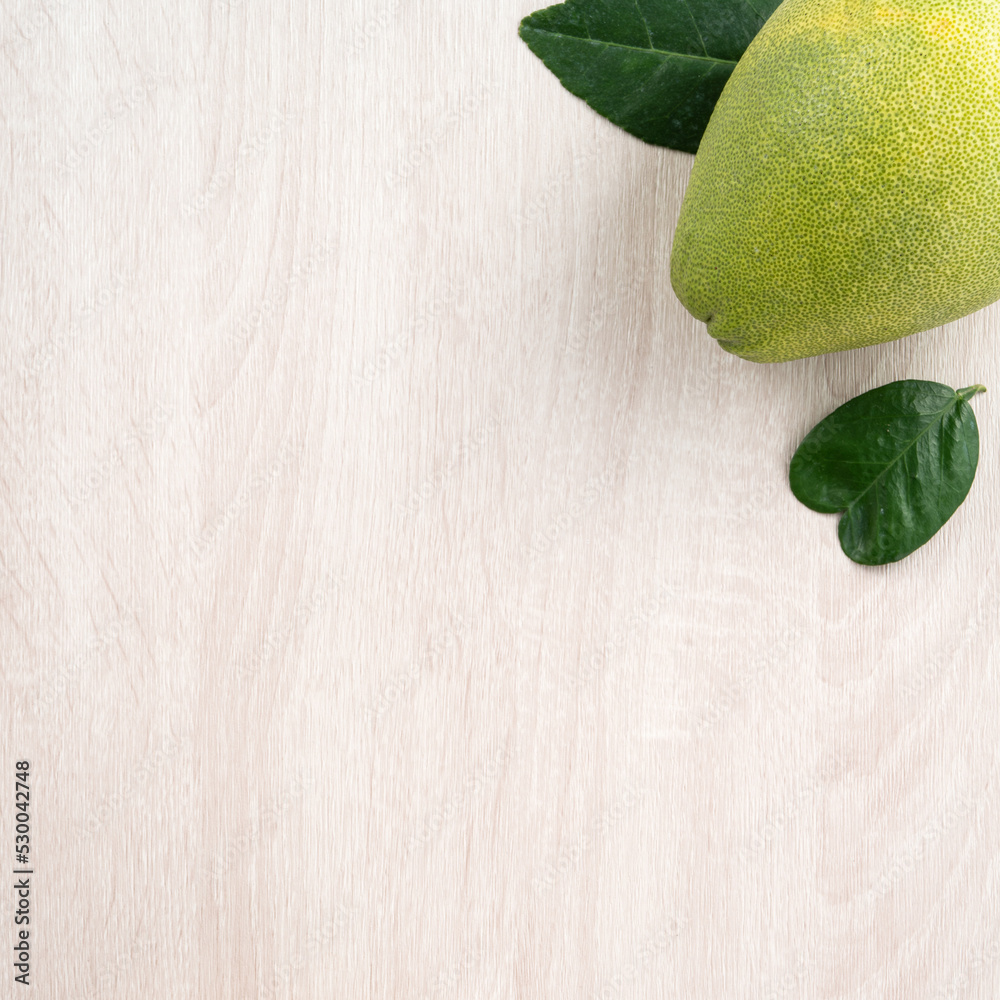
670,0,1000,363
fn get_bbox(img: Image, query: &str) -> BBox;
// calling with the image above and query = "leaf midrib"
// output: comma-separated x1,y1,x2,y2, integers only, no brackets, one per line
519,24,738,67
843,397,960,514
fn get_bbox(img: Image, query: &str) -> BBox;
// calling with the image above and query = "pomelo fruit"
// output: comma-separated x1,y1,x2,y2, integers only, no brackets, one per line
669,0,1000,363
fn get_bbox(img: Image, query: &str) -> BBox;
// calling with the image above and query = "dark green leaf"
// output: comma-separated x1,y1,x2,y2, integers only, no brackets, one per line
789,380,986,566
518,0,781,153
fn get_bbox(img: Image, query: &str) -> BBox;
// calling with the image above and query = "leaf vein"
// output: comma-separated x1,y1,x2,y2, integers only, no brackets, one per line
521,26,738,67
632,0,654,49
843,399,959,517
678,0,710,57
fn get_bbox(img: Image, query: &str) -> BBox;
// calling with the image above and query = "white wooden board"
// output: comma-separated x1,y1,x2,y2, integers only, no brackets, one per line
1,1,998,996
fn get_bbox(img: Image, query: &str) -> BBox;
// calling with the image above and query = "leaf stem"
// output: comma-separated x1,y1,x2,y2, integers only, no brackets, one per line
957,384,987,401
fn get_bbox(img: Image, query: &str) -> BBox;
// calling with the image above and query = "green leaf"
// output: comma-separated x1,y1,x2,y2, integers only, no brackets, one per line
518,0,781,153
789,380,986,566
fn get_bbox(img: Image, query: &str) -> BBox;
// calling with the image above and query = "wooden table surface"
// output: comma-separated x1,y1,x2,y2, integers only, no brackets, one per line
3,1,999,997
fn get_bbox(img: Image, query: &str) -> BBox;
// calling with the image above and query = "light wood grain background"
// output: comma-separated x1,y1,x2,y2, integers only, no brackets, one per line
2,0,999,997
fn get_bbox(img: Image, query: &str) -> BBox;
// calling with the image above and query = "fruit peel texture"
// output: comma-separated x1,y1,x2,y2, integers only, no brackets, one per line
669,0,1000,363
